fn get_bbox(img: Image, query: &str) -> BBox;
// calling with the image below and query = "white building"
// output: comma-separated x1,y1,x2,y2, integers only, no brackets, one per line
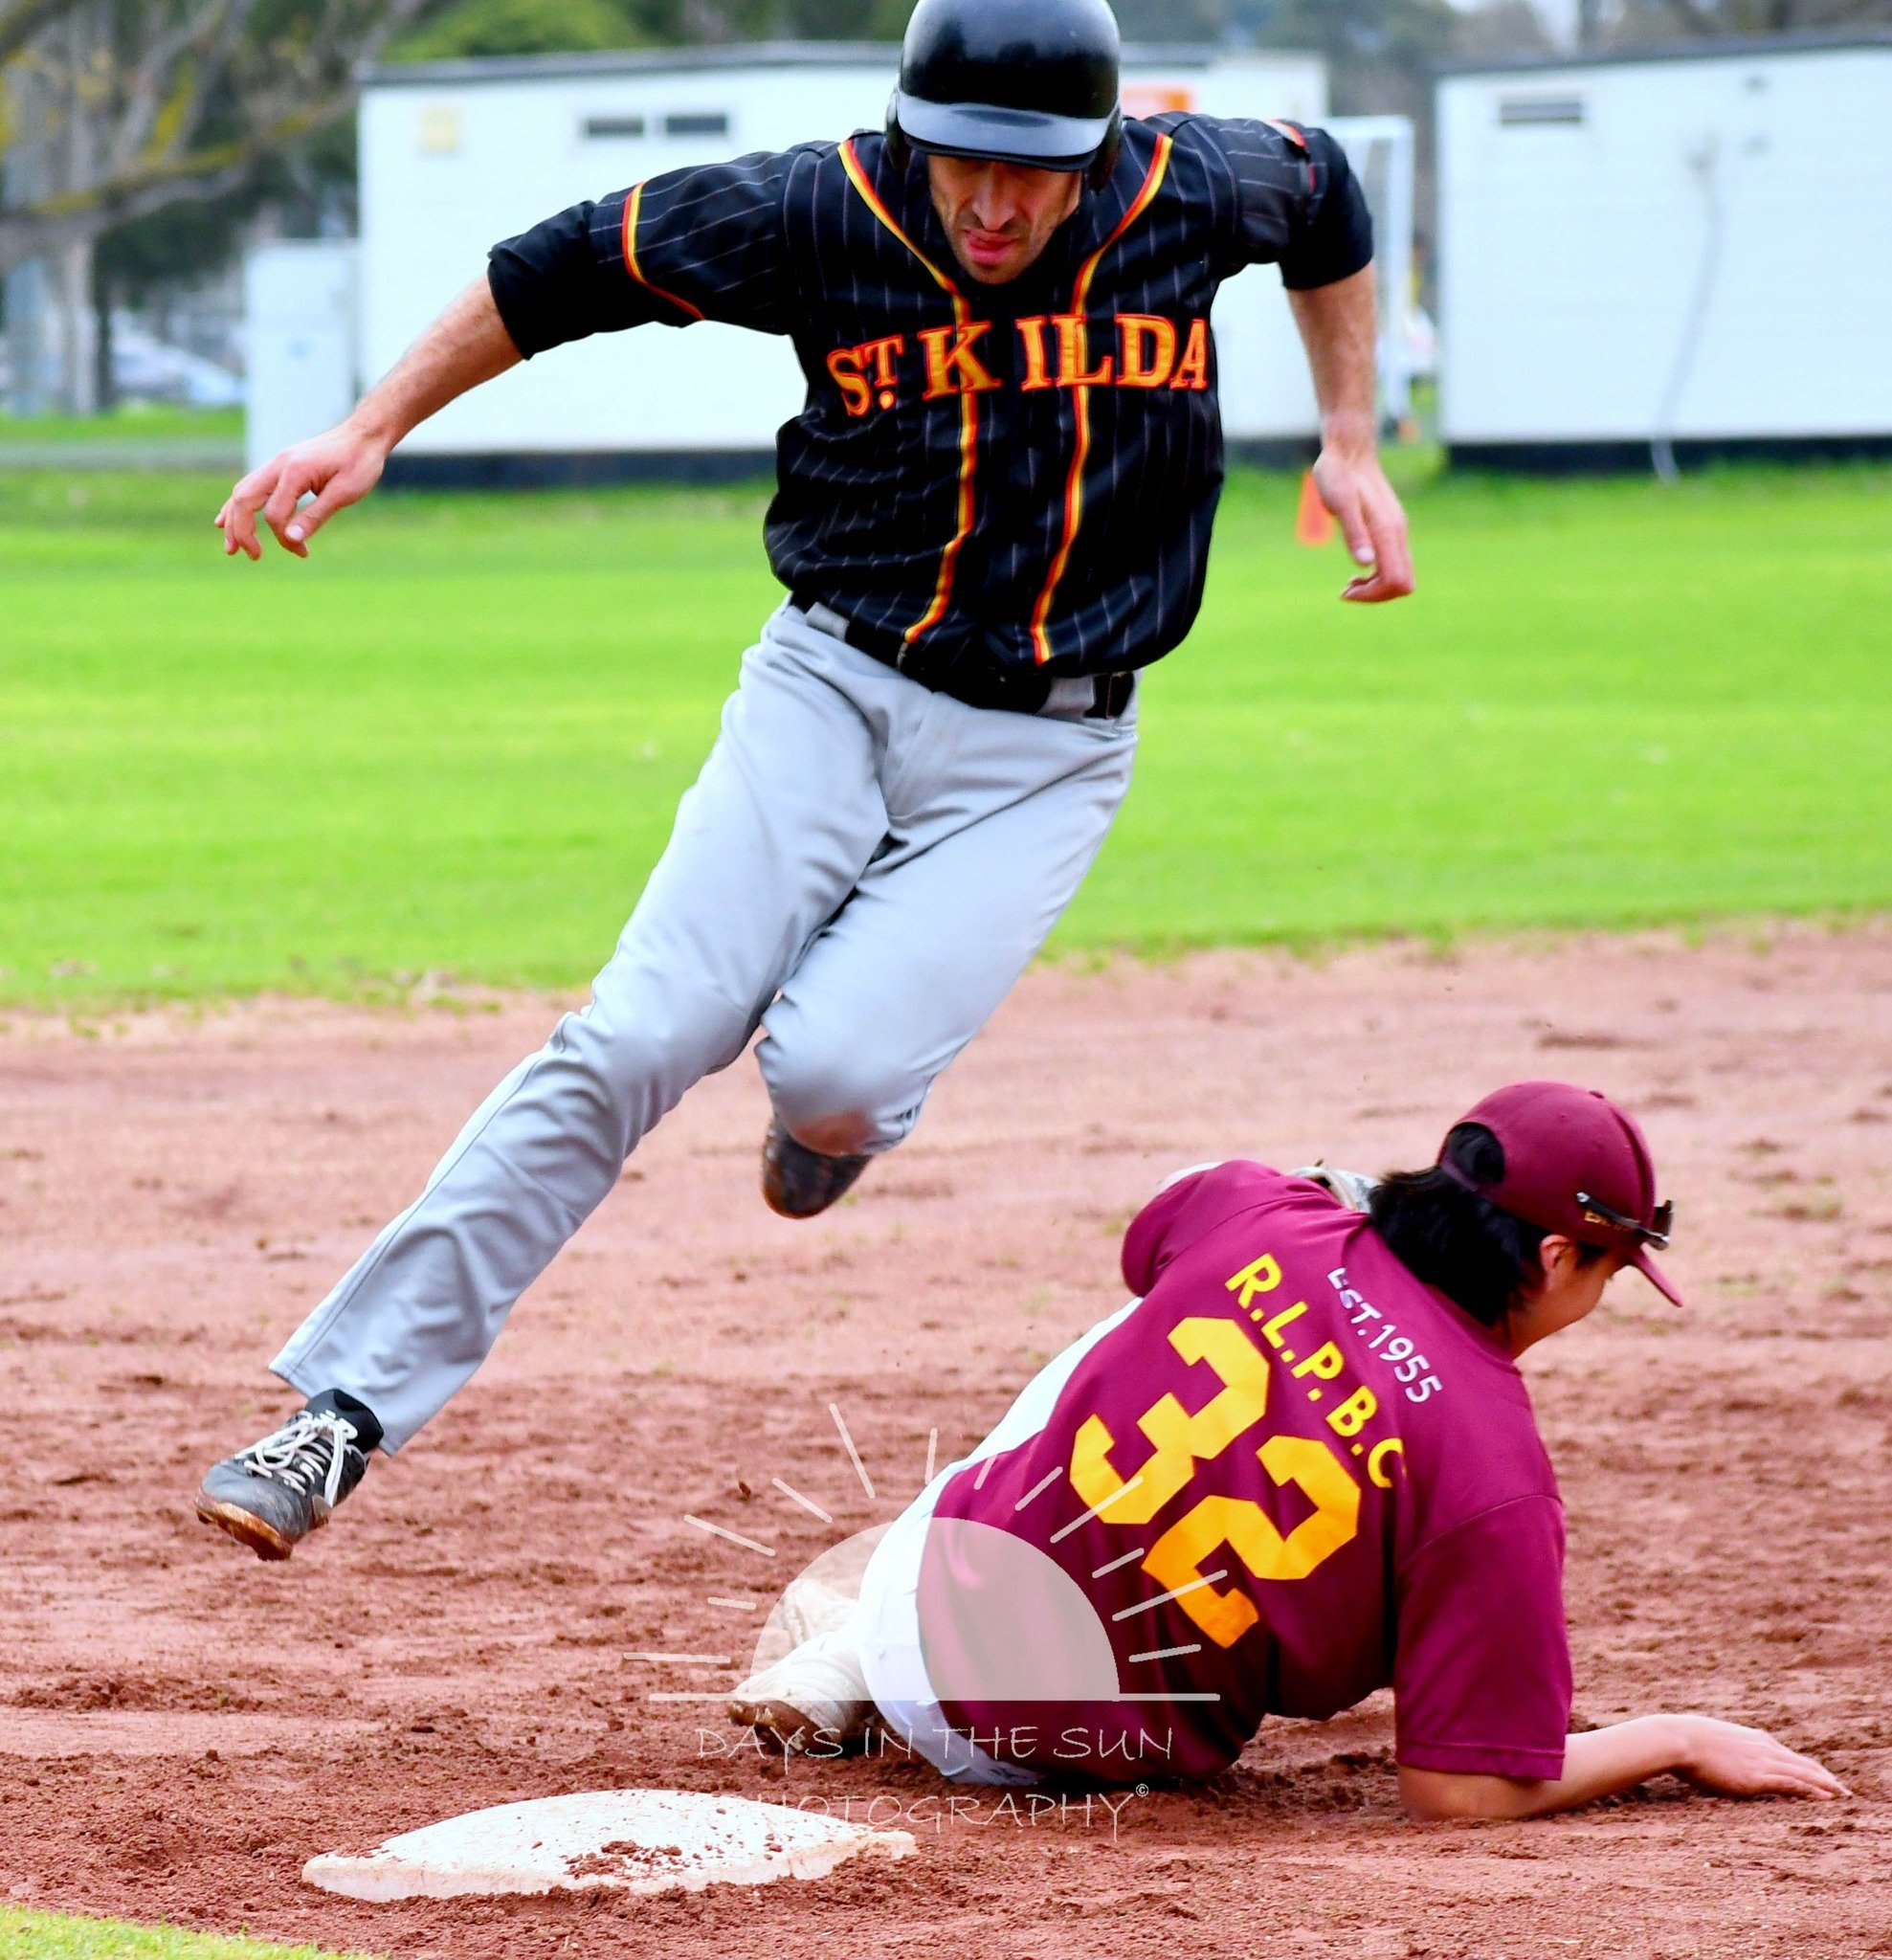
1437,32,1892,469
243,244,360,470
340,41,1406,483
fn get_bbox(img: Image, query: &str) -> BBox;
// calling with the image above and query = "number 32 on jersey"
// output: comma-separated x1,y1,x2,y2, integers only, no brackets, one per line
1068,1311,1375,1649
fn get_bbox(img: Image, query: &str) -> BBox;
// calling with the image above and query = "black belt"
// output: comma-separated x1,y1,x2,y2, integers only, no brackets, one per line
791,594,1134,721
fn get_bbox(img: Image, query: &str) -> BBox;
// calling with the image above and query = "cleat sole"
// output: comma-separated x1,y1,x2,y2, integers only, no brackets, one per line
194,1495,298,1561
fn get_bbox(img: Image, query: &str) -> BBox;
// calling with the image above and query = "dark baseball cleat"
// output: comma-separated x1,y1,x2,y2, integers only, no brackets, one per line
194,1395,377,1561
761,1121,871,1219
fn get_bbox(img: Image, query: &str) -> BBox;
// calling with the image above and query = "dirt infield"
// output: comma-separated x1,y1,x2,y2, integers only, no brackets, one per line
2,925,1889,1959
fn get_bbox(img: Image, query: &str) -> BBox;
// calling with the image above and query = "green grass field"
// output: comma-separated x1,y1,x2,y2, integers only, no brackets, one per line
1,459,1887,1008
0,405,243,447
0,1905,361,1960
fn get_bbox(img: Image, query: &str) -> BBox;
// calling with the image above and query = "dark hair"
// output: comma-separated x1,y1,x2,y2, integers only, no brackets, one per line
1369,1123,1601,1328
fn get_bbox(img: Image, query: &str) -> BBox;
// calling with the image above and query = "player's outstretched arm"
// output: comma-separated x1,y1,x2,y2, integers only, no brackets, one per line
1287,265,1414,605
1399,1714,1849,1822
216,276,521,562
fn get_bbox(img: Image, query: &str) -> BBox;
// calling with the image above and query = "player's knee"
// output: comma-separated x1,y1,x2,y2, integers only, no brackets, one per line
761,1035,915,1157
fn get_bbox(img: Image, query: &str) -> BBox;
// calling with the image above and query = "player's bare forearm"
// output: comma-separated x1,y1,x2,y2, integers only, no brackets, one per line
217,277,521,562
348,277,522,456
1290,264,1378,457
1287,266,1413,603
1398,1714,1848,1822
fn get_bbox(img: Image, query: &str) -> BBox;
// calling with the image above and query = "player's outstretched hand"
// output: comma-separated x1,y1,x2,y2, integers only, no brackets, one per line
1313,446,1414,605
216,423,388,562
1672,1715,1850,1801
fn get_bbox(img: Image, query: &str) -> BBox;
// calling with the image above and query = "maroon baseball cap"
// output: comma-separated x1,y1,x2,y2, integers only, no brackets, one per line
1439,1080,1681,1305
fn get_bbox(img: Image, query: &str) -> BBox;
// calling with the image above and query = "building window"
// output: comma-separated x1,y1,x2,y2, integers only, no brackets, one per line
663,112,730,138
584,115,647,139
1498,97,1586,127
418,104,463,154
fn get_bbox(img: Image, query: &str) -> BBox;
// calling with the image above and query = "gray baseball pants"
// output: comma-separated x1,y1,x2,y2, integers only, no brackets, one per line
273,602,1138,1450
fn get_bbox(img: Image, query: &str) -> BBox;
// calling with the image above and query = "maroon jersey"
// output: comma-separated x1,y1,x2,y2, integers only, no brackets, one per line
916,1162,1572,1783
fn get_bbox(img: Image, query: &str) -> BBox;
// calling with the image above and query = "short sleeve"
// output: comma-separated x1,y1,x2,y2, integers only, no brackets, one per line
487,148,797,359
1184,117,1372,289
1121,1159,1281,1296
1393,1496,1572,1781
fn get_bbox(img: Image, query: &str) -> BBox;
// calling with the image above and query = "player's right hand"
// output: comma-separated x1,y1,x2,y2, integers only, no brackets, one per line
216,424,388,562
1671,1715,1850,1800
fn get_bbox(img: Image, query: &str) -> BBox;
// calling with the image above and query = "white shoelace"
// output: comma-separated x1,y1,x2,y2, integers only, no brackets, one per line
237,1411,357,1505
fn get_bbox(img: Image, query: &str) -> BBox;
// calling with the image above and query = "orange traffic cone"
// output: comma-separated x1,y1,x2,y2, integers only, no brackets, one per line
1294,468,1335,547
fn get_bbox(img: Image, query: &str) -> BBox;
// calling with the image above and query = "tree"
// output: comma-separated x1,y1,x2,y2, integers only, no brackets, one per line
1605,0,1891,37
0,0,450,281
388,0,810,60
774,0,911,36
395,0,648,59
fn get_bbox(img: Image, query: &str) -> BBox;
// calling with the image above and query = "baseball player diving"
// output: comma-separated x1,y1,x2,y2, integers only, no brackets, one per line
725,1081,1848,1818
196,0,1415,1558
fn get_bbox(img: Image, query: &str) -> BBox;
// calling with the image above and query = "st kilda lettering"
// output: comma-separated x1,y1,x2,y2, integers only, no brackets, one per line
825,314,1212,416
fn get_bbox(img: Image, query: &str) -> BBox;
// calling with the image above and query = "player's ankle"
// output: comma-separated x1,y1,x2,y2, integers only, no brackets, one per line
301,1386,386,1455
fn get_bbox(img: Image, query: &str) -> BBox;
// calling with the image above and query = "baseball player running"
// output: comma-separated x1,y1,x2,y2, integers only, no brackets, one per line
728,1081,1848,1817
196,0,1413,1559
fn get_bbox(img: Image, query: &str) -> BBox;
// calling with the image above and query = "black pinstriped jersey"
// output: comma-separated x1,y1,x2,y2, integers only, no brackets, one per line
488,116,1370,682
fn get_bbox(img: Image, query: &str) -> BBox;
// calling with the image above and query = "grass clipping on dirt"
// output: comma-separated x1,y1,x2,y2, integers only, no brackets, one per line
1,458,1888,1006
0,1906,369,1960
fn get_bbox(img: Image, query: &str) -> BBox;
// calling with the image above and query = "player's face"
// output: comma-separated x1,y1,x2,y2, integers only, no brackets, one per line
1502,1237,1632,1357
927,156,1083,284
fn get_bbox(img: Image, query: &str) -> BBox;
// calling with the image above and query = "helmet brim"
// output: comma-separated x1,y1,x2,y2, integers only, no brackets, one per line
892,91,1113,170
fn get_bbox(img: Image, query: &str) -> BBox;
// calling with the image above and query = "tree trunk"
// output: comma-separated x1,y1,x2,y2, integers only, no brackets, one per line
4,259,51,413
53,236,95,413
2,40,52,411
49,2,100,412
92,256,114,412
